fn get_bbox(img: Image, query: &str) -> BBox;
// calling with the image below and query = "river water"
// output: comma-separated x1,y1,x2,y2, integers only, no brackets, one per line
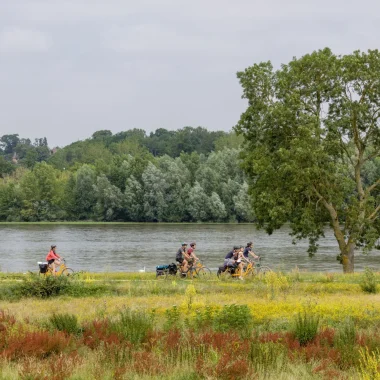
0,224,379,273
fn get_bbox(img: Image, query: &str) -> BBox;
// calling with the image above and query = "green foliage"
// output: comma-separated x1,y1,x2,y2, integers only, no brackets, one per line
292,311,319,346
236,48,380,272
0,129,252,223
335,317,359,369
16,274,72,298
213,304,252,332
49,313,82,335
110,308,154,344
0,273,113,300
164,305,182,330
249,341,286,373
360,268,378,294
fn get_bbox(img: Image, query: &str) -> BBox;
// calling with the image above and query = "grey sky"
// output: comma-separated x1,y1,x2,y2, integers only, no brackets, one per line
0,0,379,147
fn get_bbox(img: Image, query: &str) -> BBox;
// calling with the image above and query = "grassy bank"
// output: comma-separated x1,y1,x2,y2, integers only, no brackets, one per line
0,271,379,379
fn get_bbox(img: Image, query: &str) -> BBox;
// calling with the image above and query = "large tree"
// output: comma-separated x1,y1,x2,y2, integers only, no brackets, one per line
235,48,380,273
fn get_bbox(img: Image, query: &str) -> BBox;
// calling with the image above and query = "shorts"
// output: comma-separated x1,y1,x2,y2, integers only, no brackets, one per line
176,258,184,264
224,259,236,267
48,259,56,264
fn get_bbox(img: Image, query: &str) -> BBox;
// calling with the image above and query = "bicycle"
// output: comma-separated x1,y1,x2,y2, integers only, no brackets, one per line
185,260,212,279
217,257,271,279
159,260,212,280
38,259,75,277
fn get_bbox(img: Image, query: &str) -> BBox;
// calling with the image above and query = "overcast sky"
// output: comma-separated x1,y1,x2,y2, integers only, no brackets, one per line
0,0,379,147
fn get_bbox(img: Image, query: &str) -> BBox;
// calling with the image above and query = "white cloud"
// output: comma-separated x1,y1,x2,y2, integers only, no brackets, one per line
0,27,52,53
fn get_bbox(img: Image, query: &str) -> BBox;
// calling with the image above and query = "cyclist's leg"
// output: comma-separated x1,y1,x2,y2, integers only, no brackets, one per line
182,259,188,273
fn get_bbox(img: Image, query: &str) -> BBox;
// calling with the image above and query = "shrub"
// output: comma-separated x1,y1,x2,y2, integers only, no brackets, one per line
292,311,319,346
16,274,71,298
164,306,182,331
49,313,82,335
213,304,252,333
194,306,216,330
110,308,154,345
360,268,378,294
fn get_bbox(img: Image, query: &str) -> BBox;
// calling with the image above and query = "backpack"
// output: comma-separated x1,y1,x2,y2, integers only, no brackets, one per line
168,263,178,275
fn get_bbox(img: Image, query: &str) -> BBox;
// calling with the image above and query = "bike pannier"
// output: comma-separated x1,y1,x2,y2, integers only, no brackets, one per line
38,262,48,273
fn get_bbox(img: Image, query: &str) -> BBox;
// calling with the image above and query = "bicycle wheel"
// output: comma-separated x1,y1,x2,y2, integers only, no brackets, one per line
165,269,179,280
217,268,231,280
156,271,167,280
61,268,75,277
195,267,212,280
257,266,272,276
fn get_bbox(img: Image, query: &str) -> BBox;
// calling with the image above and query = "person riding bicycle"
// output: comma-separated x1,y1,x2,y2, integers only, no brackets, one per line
243,242,260,261
224,246,244,279
187,242,199,266
46,245,61,276
176,242,189,273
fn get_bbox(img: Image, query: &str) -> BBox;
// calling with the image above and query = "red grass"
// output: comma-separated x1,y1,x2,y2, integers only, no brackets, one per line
82,320,120,349
2,331,72,360
200,352,254,380
259,331,285,344
0,310,16,325
132,351,165,375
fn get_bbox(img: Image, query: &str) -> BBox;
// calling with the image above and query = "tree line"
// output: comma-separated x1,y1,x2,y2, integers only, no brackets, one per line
0,129,252,222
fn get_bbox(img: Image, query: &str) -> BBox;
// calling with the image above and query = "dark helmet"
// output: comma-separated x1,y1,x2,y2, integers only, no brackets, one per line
247,242,253,247
51,245,57,249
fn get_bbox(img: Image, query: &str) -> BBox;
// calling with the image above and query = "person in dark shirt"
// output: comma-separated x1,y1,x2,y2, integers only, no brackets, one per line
176,242,189,273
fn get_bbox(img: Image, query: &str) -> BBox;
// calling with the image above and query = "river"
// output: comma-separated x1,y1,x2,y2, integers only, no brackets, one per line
0,224,379,273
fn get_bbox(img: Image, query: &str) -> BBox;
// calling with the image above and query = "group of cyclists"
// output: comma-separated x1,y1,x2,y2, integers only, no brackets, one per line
45,241,261,278
175,241,260,279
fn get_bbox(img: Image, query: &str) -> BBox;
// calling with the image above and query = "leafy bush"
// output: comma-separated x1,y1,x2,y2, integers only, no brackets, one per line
49,313,82,335
292,311,319,346
110,308,154,344
16,274,71,298
360,268,378,294
0,273,113,300
213,304,252,332
164,305,182,331
194,306,216,330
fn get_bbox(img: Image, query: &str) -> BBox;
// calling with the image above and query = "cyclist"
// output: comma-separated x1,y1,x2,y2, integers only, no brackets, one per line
243,242,260,260
46,245,61,276
224,246,244,279
176,242,189,273
187,242,199,266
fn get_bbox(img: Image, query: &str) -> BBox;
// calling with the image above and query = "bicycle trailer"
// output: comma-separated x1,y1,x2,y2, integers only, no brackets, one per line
156,264,169,277
38,262,48,273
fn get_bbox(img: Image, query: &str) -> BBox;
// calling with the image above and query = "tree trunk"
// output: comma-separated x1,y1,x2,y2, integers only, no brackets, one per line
341,242,355,273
